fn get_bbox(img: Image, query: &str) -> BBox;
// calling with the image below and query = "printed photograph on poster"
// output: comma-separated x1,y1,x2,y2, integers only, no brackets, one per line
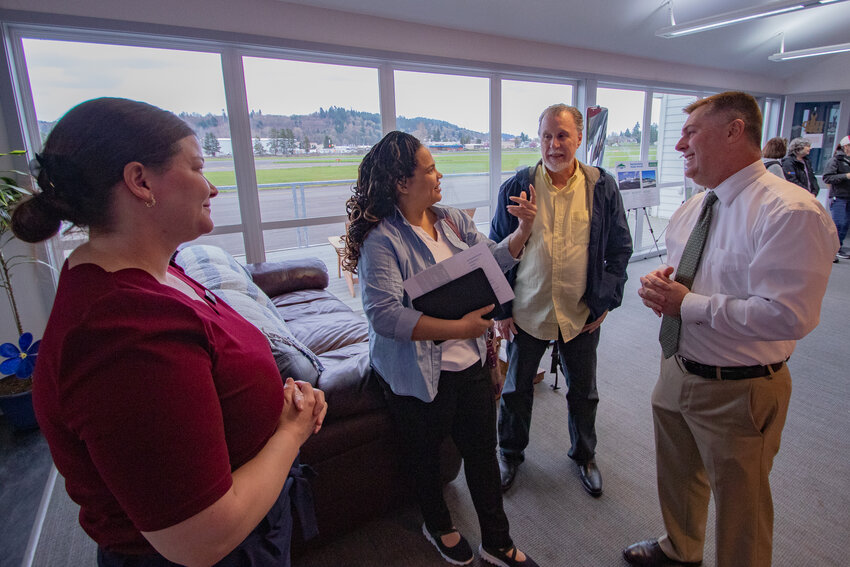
617,170,640,190
640,170,656,188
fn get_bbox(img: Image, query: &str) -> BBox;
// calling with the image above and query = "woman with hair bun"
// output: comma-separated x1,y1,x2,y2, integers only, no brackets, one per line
15,97,326,567
343,131,539,567
761,136,786,179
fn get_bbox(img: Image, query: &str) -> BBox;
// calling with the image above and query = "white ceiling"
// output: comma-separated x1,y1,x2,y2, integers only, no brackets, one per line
280,0,850,82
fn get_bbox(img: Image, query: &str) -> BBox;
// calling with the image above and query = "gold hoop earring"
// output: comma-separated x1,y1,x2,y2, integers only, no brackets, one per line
145,195,156,208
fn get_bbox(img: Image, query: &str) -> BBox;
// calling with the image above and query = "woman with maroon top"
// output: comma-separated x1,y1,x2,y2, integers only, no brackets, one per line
11,97,326,567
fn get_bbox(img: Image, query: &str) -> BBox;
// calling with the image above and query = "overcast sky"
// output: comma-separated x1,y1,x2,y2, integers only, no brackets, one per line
23,38,649,136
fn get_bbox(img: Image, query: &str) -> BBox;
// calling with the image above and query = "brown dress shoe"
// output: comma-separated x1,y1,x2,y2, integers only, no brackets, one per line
622,539,702,566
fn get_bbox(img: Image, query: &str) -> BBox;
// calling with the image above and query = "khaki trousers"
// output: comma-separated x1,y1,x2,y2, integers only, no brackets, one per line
651,355,791,567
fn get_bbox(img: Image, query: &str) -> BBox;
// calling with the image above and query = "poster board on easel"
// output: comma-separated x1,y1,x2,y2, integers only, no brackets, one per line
614,161,660,211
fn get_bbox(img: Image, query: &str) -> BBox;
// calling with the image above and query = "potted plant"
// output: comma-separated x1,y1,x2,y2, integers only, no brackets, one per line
0,150,42,430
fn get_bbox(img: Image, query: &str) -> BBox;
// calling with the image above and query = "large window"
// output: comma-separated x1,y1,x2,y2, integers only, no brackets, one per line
21,38,236,254
242,58,381,252
651,93,698,215
500,79,573,181
5,21,731,271
395,70,490,222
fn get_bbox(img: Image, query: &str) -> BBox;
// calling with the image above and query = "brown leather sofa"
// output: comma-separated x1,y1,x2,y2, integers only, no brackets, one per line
245,257,461,550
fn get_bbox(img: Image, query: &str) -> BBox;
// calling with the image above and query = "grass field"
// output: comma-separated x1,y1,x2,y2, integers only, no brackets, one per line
203,144,655,187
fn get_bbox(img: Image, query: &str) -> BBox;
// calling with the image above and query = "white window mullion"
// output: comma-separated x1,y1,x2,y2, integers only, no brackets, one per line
220,48,265,263
489,75,501,214
378,63,396,135
641,89,653,163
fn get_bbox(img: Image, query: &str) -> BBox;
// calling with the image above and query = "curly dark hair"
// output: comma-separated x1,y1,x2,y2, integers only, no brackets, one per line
11,97,194,243
342,131,421,273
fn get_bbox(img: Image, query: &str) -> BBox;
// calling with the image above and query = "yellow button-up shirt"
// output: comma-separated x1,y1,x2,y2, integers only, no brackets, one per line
513,162,591,341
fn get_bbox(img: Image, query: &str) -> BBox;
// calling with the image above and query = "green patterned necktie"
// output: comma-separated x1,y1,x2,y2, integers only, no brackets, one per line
659,191,718,359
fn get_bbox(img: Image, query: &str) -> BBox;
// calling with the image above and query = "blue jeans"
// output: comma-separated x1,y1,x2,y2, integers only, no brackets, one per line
498,325,600,465
831,198,850,247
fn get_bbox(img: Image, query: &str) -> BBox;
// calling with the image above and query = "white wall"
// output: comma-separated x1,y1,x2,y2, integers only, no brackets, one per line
783,53,850,95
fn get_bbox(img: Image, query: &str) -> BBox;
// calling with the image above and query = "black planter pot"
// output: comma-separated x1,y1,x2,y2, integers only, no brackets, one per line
0,389,39,431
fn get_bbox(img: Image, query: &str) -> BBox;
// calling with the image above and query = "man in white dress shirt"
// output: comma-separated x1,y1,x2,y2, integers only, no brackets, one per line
626,92,838,567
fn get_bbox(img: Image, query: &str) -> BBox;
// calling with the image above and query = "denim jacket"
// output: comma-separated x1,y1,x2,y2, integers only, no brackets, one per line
360,205,519,402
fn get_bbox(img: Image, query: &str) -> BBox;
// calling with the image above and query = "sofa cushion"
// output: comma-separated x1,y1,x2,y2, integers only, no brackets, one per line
245,258,329,297
174,245,323,384
315,342,383,420
270,288,369,356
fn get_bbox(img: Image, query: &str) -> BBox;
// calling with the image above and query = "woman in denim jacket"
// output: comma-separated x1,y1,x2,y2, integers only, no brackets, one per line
343,131,538,567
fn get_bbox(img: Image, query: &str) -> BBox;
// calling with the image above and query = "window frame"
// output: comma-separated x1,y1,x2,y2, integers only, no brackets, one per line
2,15,777,269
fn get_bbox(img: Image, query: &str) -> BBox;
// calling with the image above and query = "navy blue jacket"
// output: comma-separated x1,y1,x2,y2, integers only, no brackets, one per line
489,161,633,321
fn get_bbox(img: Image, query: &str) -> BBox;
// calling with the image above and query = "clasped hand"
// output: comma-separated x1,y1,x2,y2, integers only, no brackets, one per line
637,265,689,317
280,378,327,444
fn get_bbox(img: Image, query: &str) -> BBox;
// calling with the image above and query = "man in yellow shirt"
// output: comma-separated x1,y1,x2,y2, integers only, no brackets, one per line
490,104,632,496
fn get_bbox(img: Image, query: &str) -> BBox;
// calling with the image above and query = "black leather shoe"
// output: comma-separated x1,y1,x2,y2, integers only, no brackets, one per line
499,458,519,493
577,459,602,496
622,539,702,566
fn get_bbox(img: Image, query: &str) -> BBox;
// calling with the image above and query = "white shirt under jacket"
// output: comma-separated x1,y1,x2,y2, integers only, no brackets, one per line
667,160,838,367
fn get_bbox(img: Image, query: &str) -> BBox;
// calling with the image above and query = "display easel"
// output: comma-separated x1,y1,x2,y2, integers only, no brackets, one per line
631,206,665,262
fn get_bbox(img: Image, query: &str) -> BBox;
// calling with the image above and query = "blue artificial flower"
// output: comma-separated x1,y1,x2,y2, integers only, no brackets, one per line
0,332,40,379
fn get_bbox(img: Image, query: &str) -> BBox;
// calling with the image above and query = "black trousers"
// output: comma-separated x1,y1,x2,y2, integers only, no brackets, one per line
499,325,600,464
380,362,512,550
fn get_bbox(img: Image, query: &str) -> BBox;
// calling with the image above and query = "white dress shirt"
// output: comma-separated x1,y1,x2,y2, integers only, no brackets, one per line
667,160,838,366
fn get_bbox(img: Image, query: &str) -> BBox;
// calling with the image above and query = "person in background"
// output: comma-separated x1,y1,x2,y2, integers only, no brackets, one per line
630,91,837,567
761,136,786,178
781,136,820,195
823,136,850,261
343,131,539,567
490,103,632,497
13,97,326,567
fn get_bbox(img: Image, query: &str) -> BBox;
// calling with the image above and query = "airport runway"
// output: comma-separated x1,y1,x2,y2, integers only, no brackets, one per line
204,175,497,253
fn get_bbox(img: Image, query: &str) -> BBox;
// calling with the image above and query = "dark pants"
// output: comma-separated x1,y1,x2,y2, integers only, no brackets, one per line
831,197,849,247
381,362,512,550
97,461,316,567
499,324,600,464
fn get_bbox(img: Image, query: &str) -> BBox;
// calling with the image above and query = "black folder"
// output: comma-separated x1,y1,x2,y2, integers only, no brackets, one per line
411,267,504,321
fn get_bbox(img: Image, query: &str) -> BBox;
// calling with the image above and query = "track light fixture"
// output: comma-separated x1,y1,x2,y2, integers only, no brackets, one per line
769,41,850,61
656,0,849,38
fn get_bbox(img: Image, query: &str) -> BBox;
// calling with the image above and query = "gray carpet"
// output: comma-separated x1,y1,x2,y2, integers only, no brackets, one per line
30,258,850,566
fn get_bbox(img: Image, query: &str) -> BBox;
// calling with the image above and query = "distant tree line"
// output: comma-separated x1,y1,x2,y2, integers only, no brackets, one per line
35,106,522,153
606,121,659,144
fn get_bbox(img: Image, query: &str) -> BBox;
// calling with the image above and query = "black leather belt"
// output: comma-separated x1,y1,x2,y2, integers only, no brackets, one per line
678,356,785,380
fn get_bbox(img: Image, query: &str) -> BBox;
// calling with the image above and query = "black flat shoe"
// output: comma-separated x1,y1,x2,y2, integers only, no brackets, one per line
422,523,474,565
622,539,702,566
578,459,603,496
479,544,540,567
499,458,519,493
